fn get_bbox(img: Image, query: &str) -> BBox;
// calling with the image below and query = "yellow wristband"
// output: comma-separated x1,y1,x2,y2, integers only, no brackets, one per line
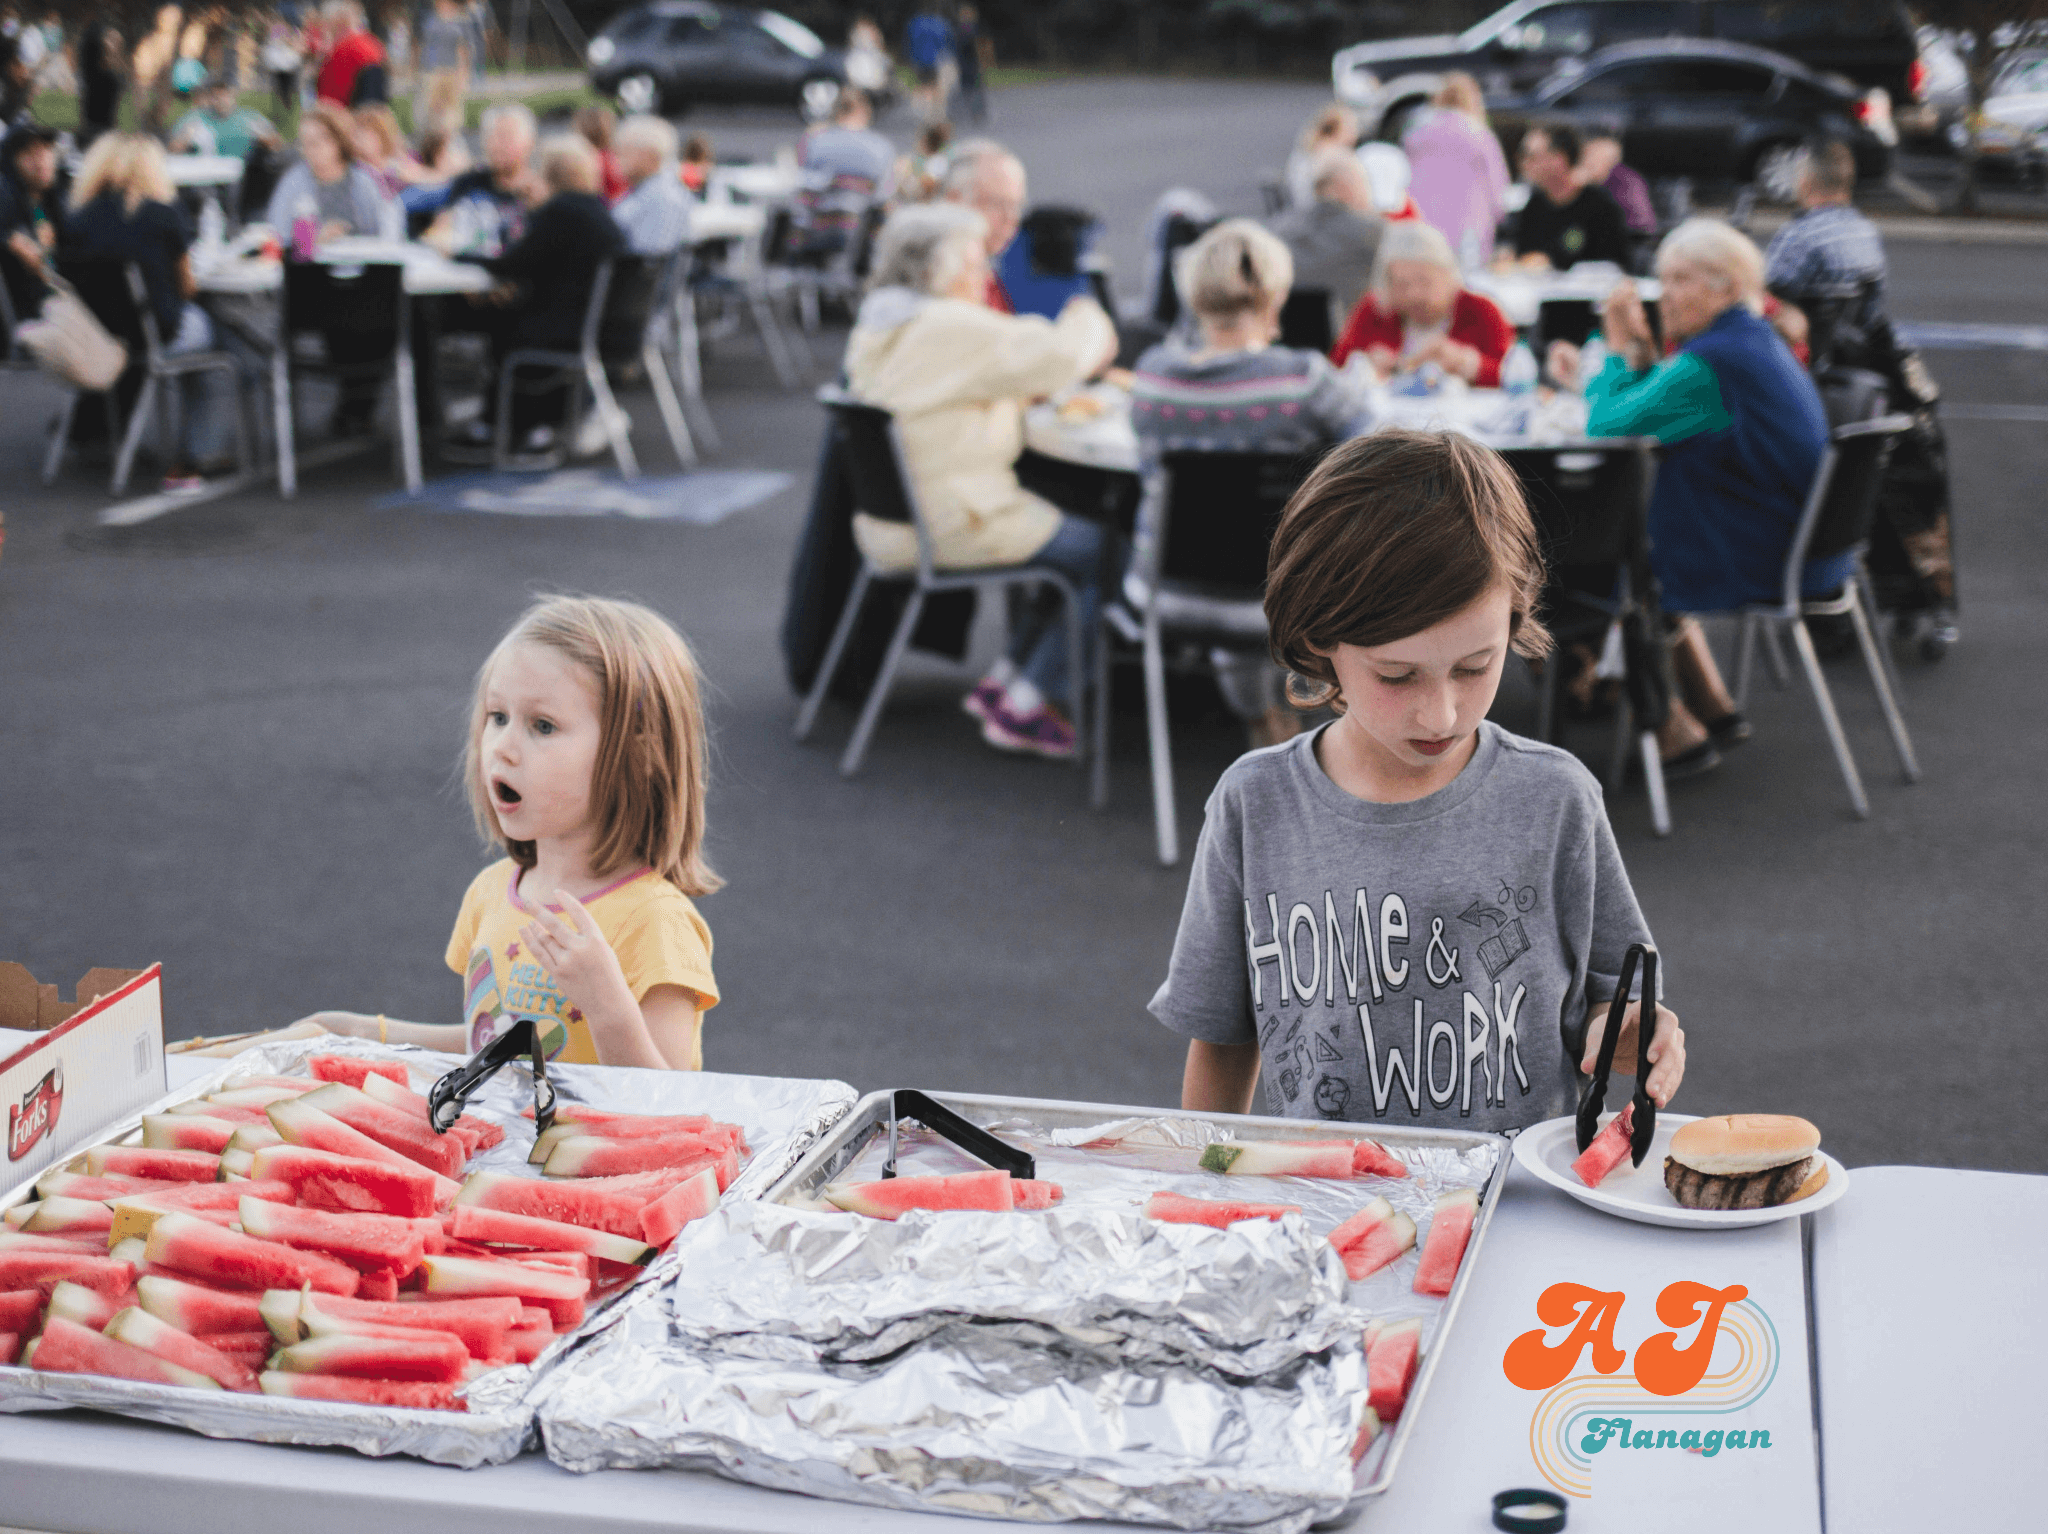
377,1014,388,1045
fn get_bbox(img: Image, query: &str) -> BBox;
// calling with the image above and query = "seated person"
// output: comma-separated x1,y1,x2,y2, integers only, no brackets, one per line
941,139,1026,311
422,103,538,250
1580,130,1656,237
791,88,894,258
611,114,691,256
351,103,425,198
1332,219,1514,385
265,100,394,242
845,202,1118,760
1560,218,1833,778
1264,150,1383,332
168,78,282,159
1512,122,1631,272
679,133,713,195
63,132,250,489
1763,138,1887,341
399,120,471,225
452,134,624,456
0,122,64,325
1130,218,1375,748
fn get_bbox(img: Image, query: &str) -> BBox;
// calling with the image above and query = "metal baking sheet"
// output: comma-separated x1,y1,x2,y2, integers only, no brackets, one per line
536,1088,1506,1529
0,1034,856,1466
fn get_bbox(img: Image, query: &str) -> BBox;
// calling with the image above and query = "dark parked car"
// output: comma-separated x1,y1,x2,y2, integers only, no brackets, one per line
586,3,845,118
1334,0,1926,140
1489,40,1896,190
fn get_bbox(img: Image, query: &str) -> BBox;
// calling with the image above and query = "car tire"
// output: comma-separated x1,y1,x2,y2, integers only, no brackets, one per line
1748,141,1804,204
616,72,661,115
800,76,842,122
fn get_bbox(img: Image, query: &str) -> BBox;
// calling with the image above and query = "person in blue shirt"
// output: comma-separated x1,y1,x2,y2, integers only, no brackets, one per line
905,6,953,122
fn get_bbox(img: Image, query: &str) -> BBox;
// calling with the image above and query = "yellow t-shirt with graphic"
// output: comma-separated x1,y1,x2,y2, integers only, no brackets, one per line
444,859,719,1068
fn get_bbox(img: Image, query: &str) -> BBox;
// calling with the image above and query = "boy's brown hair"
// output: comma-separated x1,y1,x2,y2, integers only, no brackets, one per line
1266,430,1551,710
465,596,722,896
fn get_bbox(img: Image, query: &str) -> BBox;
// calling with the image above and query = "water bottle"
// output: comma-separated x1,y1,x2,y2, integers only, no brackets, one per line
197,196,225,253
291,193,317,262
1576,335,1608,394
1503,341,1539,396
450,199,476,254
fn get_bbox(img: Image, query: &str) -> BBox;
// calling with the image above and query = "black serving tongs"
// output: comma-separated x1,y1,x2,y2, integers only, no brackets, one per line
881,1089,1034,1181
1575,942,1658,1167
427,1017,555,1138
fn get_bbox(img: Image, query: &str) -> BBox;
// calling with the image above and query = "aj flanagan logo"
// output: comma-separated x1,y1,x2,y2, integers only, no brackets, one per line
1503,1282,1780,1498
7,1065,65,1162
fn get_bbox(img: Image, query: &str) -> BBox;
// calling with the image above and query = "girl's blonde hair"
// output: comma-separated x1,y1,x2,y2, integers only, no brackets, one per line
70,132,173,215
466,596,722,896
1179,217,1293,323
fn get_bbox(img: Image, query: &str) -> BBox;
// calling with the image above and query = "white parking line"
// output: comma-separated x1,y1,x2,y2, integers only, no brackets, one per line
95,439,382,527
1895,322,2048,351
1940,404,2048,422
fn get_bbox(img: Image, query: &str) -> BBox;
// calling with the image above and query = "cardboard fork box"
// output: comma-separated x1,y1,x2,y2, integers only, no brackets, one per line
0,962,166,1188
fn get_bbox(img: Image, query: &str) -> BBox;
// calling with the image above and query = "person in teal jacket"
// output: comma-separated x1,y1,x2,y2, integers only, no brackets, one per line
1551,217,1838,778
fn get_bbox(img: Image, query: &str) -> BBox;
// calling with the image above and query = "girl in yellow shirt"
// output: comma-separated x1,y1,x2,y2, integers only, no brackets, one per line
302,596,720,1069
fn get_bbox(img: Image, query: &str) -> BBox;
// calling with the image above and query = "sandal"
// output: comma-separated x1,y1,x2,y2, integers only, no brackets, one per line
1657,740,1722,783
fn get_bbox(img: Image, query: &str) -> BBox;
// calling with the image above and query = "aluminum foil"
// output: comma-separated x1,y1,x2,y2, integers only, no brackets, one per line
0,1034,856,1467
535,1096,1506,1531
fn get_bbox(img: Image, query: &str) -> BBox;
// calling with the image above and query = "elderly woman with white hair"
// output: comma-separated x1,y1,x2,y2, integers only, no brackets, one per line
1129,218,1375,746
1330,220,1514,385
846,201,1118,759
611,114,690,255
1556,216,1837,777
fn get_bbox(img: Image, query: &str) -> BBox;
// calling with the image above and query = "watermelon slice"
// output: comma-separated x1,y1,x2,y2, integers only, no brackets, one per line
0,1289,41,1333
109,1238,148,1265
121,1179,293,1215
200,1329,275,1365
168,1101,273,1125
249,1146,440,1219
1197,1141,1357,1179
298,1084,466,1179
217,1149,255,1178
448,1203,653,1266
539,1135,737,1181
44,1279,130,1331
1350,1405,1384,1462
1350,1140,1409,1179
142,1114,240,1155
1365,1316,1423,1421
0,1332,17,1366
136,1273,268,1336
357,1073,502,1151
1143,1190,1301,1227
267,1101,460,1203
1328,1198,1418,1281
35,1171,176,1202
144,1212,359,1296
1570,1105,1638,1189
237,1199,427,1276
1412,1189,1479,1297
105,1307,259,1391
504,1250,593,1281
529,1116,745,1165
638,1167,720,1247
300,1292,519,1359
17,1197,115,1236
357,1270,400,1302
28,1315,221,1389
505,1321,552,1364
822,1170,1016,1219
82,1147,219,1184
203,1085,308,1110
454,1171,648,1240
272,1330,471,1384
1011,1179,1063,1211
0,1231,107,1255
226,1125,286,1153
309,1056,411,1090
0,1251,136,1298
107,1198,237,1247
421,1255,588,1328
258,1371,464,1411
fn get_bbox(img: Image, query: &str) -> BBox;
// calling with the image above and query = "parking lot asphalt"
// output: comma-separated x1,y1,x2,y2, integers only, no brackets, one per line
2,77,2042,1174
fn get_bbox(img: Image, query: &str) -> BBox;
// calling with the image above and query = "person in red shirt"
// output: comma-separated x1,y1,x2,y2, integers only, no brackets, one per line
1331,219,1513,386
316,1,386,107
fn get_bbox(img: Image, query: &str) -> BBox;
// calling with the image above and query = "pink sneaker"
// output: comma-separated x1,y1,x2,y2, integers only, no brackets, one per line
980,699,1077,760
961,677,1006,725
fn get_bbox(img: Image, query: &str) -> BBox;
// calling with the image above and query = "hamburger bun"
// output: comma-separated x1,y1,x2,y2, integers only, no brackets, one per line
1667,1115,1820,1176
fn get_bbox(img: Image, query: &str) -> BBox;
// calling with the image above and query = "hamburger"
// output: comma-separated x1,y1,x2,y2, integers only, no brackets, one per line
1663,1115,1827,1211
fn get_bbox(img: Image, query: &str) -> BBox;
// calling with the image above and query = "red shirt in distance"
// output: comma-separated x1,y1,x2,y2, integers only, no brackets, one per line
1330,288,1515,387
317,30,386,105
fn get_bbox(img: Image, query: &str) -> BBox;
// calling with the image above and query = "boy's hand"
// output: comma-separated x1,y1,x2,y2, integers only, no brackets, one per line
1580,999,1685,1107
521,890,636,1025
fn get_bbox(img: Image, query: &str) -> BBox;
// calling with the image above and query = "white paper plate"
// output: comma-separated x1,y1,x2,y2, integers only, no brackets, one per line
1514,1112,1849,1230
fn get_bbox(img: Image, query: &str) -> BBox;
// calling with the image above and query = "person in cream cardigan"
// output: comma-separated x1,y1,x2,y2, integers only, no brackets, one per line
845,201,1118,760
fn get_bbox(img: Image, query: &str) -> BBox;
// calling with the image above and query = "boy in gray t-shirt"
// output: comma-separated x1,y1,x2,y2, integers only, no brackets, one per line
1150,429,1685,1131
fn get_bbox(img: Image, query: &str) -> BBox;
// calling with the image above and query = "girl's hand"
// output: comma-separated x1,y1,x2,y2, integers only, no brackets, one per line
1580,999,1686,1108
520,890,636,1028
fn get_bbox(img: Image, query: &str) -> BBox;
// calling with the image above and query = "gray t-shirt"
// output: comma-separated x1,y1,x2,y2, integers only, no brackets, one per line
1149,721,1657,1132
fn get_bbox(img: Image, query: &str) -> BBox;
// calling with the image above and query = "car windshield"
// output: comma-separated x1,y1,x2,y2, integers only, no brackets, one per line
758,11,826,58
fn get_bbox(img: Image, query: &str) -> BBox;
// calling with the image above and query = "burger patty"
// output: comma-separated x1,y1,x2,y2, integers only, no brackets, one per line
1663,1155,1815,1210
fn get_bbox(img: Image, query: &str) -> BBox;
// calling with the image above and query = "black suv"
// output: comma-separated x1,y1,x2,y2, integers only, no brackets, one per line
1334,0,1924,140
586,3,846,118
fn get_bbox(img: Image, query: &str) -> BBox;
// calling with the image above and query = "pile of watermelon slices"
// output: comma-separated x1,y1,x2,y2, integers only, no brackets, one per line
0,1056,736,1412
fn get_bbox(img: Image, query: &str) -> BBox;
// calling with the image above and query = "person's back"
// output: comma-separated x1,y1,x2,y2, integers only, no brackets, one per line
799,122,894,194
66,189,186,337
1266,189,1382,321
487,184,623,347
1130,338,1370,465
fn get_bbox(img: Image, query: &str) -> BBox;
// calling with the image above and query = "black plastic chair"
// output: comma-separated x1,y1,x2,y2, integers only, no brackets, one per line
274,259,413,495
1536,298,1600,352
1506,439,1673,835
46,256,247,494
1728,414,1921,819
1152,212,1216,329
1277,287,1335,354
491,256,641,476
1113,449,1316,863
795,388,1092,781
